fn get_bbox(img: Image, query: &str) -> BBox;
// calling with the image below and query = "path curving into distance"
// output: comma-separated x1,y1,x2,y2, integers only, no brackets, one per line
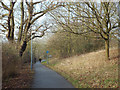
31,61,74,88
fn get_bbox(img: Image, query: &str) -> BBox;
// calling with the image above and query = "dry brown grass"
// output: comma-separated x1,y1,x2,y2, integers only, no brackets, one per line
45,48,119,88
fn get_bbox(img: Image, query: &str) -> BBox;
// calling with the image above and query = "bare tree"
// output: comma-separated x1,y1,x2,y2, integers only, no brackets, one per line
49,2,118,60
0,0,64,56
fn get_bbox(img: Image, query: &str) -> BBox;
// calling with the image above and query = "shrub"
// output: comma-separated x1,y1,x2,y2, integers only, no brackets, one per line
2,43,21,80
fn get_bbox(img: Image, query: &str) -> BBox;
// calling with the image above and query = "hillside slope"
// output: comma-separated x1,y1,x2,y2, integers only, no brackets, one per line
44,48,119,88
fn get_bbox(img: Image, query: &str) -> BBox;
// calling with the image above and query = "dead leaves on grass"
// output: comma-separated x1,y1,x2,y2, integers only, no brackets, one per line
46,49,119,88
2,65,34,89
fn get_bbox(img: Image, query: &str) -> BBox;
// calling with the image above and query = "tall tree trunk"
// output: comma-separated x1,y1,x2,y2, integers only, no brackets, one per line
7,10,12,40
18,0,24,42
10,9,14,40
7,2,15,41
105,38,109,60
19,0,33,56
19,40,27,56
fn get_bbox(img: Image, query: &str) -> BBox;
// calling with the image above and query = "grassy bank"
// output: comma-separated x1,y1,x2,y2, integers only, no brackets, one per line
43,48,119,88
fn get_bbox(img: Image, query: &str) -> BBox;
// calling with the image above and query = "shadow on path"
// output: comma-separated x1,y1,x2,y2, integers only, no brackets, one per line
31,61,74,88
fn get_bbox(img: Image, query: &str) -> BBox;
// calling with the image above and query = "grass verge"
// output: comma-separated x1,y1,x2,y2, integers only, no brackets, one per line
43,48,119,88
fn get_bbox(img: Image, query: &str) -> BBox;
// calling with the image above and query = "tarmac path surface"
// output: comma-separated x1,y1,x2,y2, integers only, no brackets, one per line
31,61,74,88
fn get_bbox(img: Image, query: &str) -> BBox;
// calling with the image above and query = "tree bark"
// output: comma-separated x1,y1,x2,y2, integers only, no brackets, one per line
10,8,14,40
18,1,24,42
19,41,27,56
105,39,109,60
7,2,15,41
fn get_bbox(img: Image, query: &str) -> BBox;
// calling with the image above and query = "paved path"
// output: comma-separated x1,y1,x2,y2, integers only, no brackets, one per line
31,61,74,88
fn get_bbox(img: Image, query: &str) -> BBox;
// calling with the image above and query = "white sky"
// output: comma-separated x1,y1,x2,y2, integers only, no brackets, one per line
2,0,119,2
1,0,119,42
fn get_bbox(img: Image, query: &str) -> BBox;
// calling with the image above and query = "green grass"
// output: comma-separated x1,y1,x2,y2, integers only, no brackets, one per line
41,61,47,64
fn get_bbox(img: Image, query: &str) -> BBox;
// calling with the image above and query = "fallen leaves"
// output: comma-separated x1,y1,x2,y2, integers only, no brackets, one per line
2,64,34,88
44,49,119,88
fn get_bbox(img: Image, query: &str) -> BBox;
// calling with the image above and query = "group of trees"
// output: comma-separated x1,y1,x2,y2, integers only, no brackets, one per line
0,0,64,56
48,2,119,60
32,39,47,61
47,31,105,58
0,1,119,60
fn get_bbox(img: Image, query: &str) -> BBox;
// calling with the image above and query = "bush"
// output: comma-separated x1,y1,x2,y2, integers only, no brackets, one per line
2,42,32,80
2,43,21,80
